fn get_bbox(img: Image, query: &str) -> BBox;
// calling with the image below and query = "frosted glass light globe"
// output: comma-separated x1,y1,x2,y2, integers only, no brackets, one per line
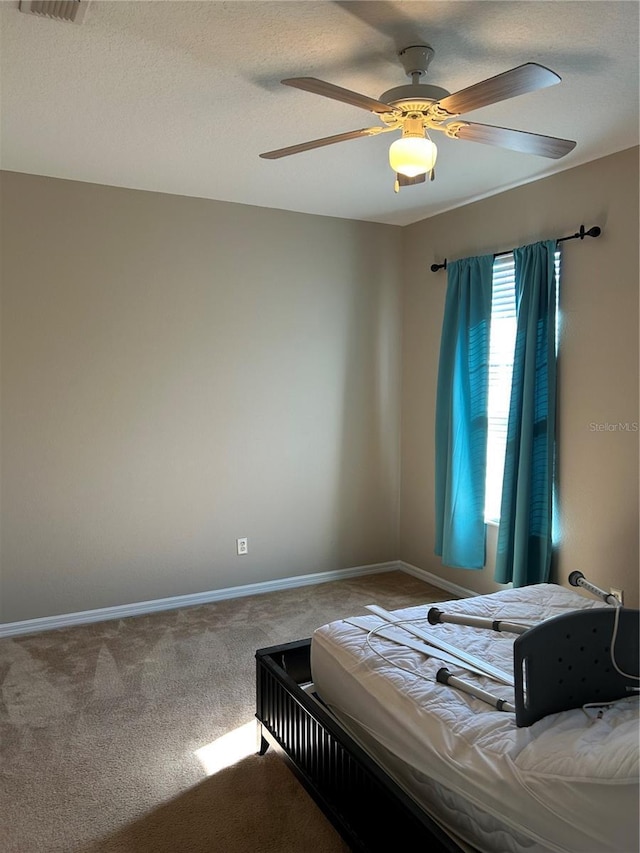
389,136,437,177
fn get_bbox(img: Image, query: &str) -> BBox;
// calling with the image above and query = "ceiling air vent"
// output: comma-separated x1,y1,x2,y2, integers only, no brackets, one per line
18,1,88,24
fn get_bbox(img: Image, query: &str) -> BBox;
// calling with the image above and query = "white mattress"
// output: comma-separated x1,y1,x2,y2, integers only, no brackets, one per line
311,583,639,853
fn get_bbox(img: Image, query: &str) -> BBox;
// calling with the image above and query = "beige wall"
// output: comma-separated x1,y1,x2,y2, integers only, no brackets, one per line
400,146,639,606
0,173,402,622
2,148,638,624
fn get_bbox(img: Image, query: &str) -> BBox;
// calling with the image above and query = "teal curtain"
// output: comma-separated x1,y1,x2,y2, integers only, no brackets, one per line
495,240,558,586
435,255,493,568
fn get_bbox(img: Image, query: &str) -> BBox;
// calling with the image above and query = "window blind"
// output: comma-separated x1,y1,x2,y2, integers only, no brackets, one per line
485,254,517,522
485,250,561,523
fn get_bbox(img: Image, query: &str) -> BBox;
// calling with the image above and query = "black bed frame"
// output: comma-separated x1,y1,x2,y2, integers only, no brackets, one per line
256,609,639,851
255,639,464,852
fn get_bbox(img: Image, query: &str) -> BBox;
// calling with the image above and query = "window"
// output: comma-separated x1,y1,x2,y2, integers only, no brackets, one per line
485,254,517,523
484,251,560,523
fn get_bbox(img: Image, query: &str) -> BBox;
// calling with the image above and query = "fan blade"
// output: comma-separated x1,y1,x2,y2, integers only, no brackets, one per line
282,77,398,115
397,173,426,186
260,126,393,159
449,121,576,159
434,63,561,118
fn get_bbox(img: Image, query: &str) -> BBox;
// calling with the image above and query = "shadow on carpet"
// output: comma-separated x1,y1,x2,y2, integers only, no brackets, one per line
82,750,351,853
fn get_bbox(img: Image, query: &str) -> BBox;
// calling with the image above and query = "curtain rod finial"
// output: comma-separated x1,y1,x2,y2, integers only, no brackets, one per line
577,224,602,239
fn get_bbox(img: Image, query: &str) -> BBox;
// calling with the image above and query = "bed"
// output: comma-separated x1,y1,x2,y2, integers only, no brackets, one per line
255,583,639,852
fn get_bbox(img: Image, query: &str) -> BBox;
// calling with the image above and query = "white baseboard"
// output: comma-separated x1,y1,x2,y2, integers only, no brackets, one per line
0,559,473,639
0,561,403,639
398,561,476,599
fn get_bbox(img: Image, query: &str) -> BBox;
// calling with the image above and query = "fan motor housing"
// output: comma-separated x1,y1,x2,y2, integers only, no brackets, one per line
379,83,450,110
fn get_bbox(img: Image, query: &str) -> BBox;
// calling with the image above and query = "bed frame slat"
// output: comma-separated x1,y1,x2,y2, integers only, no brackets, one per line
256,639,464,852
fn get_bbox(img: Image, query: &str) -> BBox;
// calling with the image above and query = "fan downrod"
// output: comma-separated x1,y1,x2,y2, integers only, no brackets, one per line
380,44,449,108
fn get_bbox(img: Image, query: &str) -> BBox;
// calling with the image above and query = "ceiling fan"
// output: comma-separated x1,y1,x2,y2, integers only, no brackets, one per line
260,45,576,191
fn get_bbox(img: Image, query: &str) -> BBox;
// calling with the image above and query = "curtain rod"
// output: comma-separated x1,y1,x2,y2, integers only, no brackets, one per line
429,224,601,273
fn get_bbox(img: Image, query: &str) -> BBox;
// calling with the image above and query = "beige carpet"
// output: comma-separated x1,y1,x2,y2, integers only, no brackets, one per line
0,570,445,852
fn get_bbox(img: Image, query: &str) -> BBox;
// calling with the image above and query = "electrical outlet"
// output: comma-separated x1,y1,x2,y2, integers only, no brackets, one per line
610,587,624,605
236,537,248,556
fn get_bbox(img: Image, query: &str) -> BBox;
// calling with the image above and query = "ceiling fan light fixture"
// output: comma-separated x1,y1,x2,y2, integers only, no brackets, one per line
389,134,437,178
260,51,576,176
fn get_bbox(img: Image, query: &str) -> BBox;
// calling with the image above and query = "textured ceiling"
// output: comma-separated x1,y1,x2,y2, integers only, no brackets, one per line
1,0,638,225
